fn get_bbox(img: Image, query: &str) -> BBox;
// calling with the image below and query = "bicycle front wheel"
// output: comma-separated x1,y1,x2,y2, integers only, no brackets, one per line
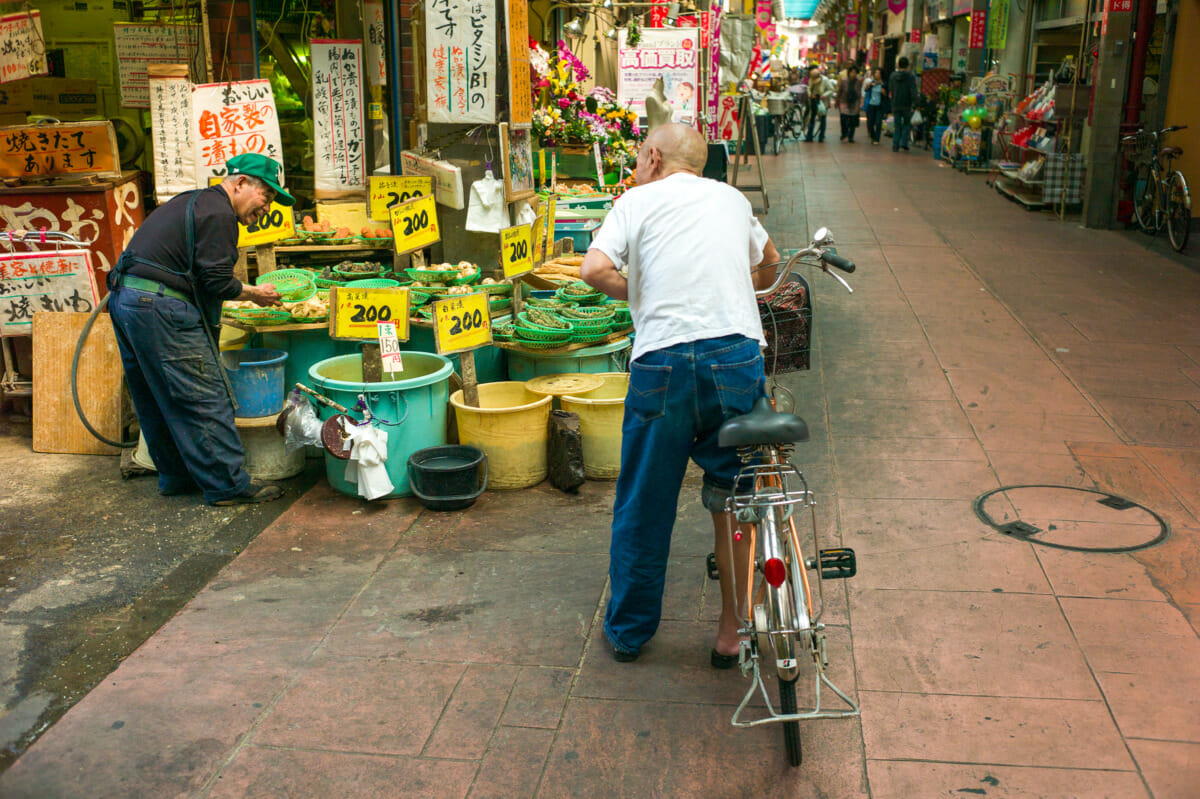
1134,165,1159,234
1166,171,1191,252
779,677,802,767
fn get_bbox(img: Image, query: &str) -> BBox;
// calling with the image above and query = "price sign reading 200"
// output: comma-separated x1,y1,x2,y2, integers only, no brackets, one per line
389,194,441,255
433,292,492,355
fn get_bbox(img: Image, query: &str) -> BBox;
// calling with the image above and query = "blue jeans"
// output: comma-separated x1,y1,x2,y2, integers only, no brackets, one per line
893,108,912,150
108,286,251,503
805,99,826,142
604,335,766,655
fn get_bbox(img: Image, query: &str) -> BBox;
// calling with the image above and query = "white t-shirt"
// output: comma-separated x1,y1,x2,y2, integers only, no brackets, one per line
589,172,769,362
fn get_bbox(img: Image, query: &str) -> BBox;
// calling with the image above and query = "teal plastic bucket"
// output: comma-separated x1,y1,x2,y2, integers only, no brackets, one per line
402,324,507,383
222,348,288,418
308,352,454,499
259,328,358,391
506,337,631,381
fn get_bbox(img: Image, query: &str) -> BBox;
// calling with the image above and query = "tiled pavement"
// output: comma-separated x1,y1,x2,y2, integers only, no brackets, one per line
3,138,1200,797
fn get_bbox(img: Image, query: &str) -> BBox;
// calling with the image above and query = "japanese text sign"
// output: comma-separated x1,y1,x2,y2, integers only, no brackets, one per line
705,7,723,142
191,80,284,186
0,11,48,84
311,40,367,196
389,194,441,254
400,150,465,209
987,0,1009,49
0,122,120,180
363,0,387,87
968,13,986,48
433,292,491,355
149,66,195,203
329,286,410,341
0,250,97,337
500,223,532,278
113,23,201,108
618,28,701,123
368,175,433,221
425,0,497,124
505,0,532,126
377,321,404,372
912,28,922,44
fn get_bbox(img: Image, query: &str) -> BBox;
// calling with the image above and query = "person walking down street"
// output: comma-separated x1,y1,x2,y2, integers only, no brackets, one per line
863,68,886,145
805,67,833,143
580,123,782,666
888,56,920,151
107,153,293,506
836,65,863,143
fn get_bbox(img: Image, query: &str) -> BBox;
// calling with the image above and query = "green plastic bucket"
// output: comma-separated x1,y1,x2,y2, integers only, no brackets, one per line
259,328,359,391
309,351,454,499
505,337,631,381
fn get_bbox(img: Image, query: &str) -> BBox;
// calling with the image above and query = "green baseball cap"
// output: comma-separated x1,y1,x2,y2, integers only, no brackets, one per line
225,153,295,206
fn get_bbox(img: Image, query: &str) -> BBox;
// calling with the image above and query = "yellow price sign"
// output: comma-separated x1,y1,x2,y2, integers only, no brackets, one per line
329,286,411,341
369,175,433,221
390,193,441,255
500,223,533,279
544,194,557,244
432,292,492,355
531,212,546,265
208,176,296,247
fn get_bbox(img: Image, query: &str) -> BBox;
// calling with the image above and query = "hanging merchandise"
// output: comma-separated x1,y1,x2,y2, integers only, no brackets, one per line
465,170,511,232
342,421,394,500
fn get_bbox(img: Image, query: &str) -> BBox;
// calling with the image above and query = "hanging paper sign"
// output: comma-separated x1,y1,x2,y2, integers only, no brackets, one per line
424,0,496,124
968,13,987,48
363,0,387,87
400,150,465,209
912,28,922,44
0,250,97,337
987,0,1010,49
706,7,723,142
505,0,532,126
191,80,284,185
845,13,859,38
389,193,441,254
368,175,433,221
433,292,492,355
113,23,201,108
500,223,532,279
889,0,908,14
329,286,410,342
311,40,367,196
0,121,120,180
617,28,701,123
148,66,195,203
649,0,668,27
0,11,49,84
377,321,404,372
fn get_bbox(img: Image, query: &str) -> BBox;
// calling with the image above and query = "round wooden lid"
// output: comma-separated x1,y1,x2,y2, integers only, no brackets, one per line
524,373,606,397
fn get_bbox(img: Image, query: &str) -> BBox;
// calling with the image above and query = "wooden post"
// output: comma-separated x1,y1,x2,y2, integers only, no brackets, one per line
233,249,249,283
362,342,383,383
511,280,523,318
460,349,480,407
255,243,277,277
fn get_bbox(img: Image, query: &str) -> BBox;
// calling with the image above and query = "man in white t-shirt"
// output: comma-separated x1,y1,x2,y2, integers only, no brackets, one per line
582,123,781,665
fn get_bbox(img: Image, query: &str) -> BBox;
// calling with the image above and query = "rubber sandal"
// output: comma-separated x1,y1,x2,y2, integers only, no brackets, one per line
213,483,283,506
608,639,639,663
711,648,738,670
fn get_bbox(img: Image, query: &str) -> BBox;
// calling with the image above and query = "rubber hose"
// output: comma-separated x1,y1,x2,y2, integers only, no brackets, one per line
72,292,138,448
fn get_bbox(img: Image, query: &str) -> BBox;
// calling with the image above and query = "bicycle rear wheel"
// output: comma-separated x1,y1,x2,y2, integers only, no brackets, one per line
1166,171,1191,252
1134,165,1158,234
779,676,802,767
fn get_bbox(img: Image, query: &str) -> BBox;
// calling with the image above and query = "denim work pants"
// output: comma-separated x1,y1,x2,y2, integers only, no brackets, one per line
604,335,766,655
109,287,251,503
865,105,883,142
893,109,912,150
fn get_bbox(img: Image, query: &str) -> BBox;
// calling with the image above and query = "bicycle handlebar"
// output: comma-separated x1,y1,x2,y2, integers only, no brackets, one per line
819,250,856,273
755,234,855,298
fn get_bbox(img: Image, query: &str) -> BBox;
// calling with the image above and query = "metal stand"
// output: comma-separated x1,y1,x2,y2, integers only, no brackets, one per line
729,93,770,213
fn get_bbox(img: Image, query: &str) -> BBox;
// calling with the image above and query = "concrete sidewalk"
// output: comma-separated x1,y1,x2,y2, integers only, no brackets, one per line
3,139,1198,798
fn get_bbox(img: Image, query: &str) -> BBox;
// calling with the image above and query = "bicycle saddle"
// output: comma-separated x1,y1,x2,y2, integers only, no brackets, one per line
718,396,810,448
1161,146,1183,157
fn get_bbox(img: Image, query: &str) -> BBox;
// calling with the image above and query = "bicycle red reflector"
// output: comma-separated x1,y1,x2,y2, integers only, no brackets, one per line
764,558,786,587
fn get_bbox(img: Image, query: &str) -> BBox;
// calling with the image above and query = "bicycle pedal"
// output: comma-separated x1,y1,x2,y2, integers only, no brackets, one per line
705,552,720,581
817,548,856,579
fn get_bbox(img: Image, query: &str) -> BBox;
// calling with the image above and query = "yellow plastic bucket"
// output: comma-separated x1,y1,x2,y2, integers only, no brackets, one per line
560,372,628,480
450,382,553,489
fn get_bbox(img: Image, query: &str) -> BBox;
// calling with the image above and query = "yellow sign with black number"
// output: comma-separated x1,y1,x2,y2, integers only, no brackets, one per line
329,286,411,342
530,212,546,265
389,193,441,255
368,175,433,222
207,176,295,247
432,292,492,355
500,223,533,279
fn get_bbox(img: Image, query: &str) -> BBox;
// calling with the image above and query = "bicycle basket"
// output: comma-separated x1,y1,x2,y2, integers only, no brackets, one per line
758,274,812,374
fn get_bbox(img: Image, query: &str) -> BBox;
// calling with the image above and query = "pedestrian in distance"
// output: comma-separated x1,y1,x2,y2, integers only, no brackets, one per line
836,65,863,143
888,56,920,152
805,67,833,143
863,67,887,145
580,123,782,667
107,153,293,506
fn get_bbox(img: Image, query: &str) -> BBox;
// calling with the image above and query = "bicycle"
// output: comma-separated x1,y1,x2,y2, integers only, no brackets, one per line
1124,125,1191,252
705,227,860,767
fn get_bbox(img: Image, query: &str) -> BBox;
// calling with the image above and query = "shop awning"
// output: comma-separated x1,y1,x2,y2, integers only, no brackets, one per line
784,0,821,20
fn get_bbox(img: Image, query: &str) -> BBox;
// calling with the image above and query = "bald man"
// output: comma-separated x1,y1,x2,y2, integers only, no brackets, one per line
582,124,781,665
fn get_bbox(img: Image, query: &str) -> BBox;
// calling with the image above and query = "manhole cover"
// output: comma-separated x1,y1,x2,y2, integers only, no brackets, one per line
973,485,1169,553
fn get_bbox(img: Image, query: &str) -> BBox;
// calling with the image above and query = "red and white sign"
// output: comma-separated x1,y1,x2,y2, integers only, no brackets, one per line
191,79,284,185
0,250,97,337
911,28,921,44
0,11,49,84
618,28,700,123
968,13,987,48
650,0,668,27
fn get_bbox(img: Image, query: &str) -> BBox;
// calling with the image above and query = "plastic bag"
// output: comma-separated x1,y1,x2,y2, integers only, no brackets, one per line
465,170,510,232
817,100,827,116
911,109,924,126
283,392,323,453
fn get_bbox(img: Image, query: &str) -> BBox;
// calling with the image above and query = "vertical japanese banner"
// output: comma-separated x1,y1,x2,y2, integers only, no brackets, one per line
363,0,387,87
311,40,367,197
191,80,284,185
424,0,497,124
506,0,532,126
0,11,49,84
617,28,701,123
649,0,668,27
705,6,723,142
845,13,859,38
968,12,987,48
986,0,1009,49
147,64,195,204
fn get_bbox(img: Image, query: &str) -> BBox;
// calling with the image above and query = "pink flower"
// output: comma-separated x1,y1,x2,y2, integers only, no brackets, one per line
558,97,571,109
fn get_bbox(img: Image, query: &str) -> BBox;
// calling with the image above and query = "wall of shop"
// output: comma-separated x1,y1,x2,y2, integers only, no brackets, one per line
1162,0,1199,184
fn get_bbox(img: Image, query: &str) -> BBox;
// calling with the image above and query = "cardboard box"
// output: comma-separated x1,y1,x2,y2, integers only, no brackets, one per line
0,78,100,120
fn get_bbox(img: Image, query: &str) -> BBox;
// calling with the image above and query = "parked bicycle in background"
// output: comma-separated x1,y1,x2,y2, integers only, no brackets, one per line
1125,125,1191,252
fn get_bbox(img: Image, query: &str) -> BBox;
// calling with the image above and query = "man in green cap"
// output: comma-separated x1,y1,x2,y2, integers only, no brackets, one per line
107,153,297,505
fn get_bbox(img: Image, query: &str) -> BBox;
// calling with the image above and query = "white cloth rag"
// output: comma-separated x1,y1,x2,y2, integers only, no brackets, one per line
465,169,510,232
341,422,394,500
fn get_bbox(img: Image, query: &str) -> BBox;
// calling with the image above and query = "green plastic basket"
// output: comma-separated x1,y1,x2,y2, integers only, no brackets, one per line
256,269,316,303
517,311,574,334
313,276,342,289
489,298,512,314
514,323,572,343
524,296,570,310
333,264,383,280
452,270,482,285
356,235,394,246
223,307,292,326
556,285,604,304
477,282,513,295
571,329,609,344
345,278,401,288
289,313,329,324
513,337,571,350
560,306,614,322
406,268,460,282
